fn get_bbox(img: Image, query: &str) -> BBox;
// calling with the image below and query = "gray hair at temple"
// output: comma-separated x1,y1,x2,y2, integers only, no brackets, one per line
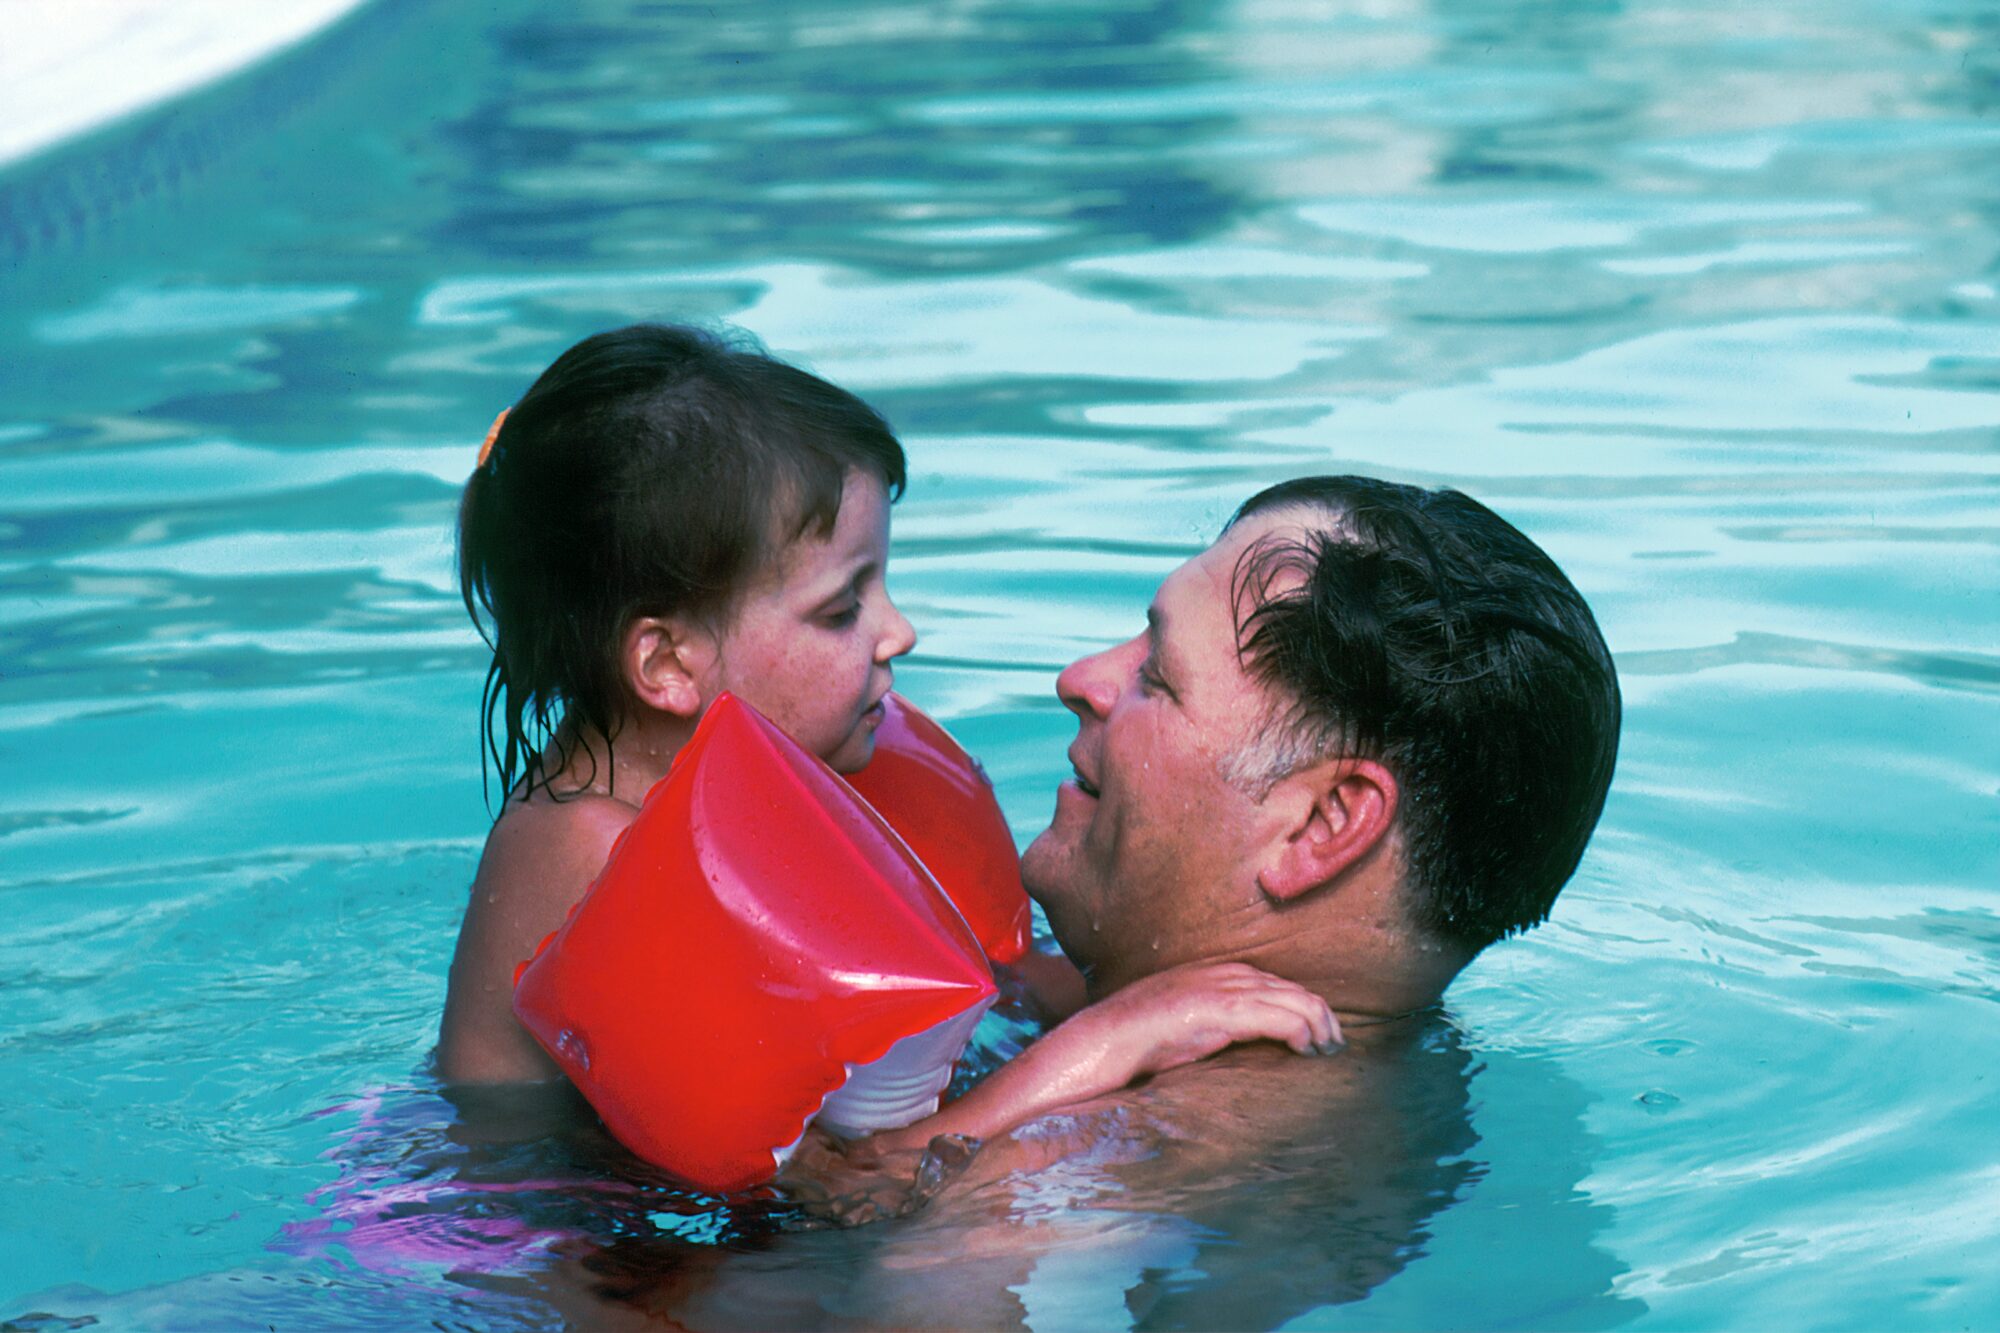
1221,476,1621,953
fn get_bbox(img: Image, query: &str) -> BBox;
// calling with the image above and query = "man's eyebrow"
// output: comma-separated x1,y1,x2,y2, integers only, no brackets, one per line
1145,607,1178,678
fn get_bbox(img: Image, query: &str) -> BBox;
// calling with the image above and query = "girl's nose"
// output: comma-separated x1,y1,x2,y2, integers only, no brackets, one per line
878,597,917,662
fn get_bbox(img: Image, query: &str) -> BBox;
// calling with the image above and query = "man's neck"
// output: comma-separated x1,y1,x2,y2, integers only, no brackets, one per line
1260,926,1467,1030
1083,919,1466,1033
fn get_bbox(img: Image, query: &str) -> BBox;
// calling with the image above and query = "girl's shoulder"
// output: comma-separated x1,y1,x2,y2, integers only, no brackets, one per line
479,788,639,904
494,782,642,835
440,790,642,1083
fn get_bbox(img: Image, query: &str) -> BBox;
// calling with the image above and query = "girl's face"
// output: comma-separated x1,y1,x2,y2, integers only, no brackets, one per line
702,470,916,772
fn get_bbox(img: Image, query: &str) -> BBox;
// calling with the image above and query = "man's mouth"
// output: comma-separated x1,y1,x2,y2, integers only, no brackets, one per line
1070,763,1101,799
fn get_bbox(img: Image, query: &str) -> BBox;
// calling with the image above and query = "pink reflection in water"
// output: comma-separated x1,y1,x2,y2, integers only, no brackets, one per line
272,1086,642,1279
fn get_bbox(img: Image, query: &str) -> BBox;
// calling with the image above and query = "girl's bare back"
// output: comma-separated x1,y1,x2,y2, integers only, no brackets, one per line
436,790,637,1084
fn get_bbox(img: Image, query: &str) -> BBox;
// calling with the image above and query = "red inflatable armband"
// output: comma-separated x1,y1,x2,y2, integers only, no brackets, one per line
844,693,1032,965
512,694,997,1194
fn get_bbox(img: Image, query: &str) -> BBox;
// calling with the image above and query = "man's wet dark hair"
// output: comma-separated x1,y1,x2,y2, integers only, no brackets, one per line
458,323,906,807
1228,476,1620,953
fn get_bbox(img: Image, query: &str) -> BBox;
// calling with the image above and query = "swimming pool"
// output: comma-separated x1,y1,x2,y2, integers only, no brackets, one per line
2,0,1996,1326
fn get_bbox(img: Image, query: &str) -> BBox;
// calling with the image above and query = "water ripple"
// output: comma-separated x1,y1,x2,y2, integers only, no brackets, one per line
2,0,1998,1325
1621,632,2000,694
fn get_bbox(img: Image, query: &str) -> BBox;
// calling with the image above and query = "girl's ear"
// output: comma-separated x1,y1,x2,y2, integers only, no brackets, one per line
621,616,715,719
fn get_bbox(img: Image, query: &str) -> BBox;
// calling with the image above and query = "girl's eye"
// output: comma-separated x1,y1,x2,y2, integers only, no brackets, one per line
820,603,862,629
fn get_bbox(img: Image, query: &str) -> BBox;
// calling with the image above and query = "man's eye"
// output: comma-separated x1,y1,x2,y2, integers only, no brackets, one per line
1137,659,1168,694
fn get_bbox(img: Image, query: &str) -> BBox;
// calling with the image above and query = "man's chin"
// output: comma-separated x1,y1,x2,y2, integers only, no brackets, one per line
1018,829,1063,906
1019,834,1098,965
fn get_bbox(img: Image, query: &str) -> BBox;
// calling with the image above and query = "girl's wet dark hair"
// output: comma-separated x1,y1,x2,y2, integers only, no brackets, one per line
458,323,906,809
1228,476,1621,953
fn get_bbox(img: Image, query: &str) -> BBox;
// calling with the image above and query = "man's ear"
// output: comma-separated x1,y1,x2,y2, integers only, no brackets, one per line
1256,759,1399,903
621,615,714,719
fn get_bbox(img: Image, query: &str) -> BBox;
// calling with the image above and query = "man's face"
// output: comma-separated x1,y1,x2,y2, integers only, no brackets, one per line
1021,509,1307,985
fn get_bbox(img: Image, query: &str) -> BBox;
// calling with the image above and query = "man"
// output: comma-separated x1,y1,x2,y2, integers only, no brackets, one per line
1021,471,1619,1041
550,473,1623,1330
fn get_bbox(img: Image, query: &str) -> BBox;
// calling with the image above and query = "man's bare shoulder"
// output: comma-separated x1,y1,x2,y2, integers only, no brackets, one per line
955,1041,1372,1190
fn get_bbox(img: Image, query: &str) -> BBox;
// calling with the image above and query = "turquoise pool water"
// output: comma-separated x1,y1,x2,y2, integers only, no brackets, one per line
3,0,1997,1327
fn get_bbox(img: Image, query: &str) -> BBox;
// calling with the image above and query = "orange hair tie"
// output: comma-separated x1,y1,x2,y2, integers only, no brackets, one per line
476,408,510,472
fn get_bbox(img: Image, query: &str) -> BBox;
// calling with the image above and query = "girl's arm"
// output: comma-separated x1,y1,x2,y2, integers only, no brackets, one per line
997,948,1090,1022
869,961,1340,1152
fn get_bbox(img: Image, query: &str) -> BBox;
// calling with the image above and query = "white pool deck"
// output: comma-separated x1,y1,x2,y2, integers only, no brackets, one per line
0,0,371,169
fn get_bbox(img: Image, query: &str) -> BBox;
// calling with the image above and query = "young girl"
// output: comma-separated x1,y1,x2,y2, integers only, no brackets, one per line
436,325,1337,1148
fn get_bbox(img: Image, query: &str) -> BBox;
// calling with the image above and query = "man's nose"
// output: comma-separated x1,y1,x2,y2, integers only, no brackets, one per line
1054,643,1124,721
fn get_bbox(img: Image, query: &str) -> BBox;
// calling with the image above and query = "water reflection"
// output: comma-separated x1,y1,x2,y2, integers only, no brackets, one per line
478,1022,1636,1332
444,0,1248,273
2,0,1997,1322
